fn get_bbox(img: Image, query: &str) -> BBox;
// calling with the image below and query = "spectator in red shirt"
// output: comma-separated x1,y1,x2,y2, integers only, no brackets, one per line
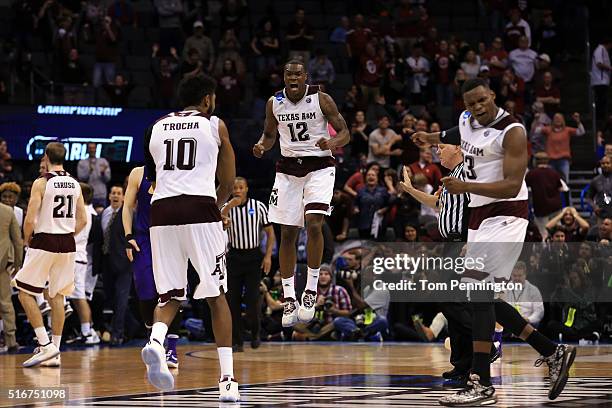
409,148,442,190
536,71,561,116
525,152,564,239
499,68,526,114
343,162,381,199
358,43,384,105
346,14,372,65
504,7,531,50
433,40,457,106
482,36,508,92
216,59,243,118
539,112,585,181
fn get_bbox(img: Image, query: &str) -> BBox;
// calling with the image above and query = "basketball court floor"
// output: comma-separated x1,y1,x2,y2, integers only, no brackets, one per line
1,343,611,407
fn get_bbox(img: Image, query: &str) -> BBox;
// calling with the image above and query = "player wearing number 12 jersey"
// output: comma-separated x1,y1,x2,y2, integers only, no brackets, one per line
253,60,350,327
12,142,87,368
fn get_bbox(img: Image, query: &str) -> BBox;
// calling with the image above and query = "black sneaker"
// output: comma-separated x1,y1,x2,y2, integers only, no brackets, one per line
442,367,469,382
232,344,244,353
534,344,576,400
439,374,496,406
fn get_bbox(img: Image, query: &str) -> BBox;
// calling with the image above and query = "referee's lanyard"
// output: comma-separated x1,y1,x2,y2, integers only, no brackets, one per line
509,285,526,312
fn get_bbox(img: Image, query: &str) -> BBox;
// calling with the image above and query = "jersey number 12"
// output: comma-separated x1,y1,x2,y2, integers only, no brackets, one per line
163,138,197,170
288,122,310,142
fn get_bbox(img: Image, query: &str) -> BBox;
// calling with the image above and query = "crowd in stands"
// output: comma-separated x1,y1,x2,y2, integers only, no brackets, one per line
1,0,612,352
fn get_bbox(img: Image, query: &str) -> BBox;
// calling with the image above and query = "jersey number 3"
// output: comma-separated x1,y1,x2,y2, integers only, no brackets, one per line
464,155,477,180
53,195,74,218
288,122,309,142
163,138,197,170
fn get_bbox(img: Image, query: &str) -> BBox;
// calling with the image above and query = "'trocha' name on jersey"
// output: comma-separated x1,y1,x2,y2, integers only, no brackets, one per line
163,122,200,131
277,112,316,122
461,140,484,156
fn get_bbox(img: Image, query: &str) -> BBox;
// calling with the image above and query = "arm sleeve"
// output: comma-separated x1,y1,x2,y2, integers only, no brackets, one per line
144,125,156,182
440,126,461,145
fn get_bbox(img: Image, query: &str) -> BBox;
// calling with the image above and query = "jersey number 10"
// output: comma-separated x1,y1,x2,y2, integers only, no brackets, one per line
163,138,197,170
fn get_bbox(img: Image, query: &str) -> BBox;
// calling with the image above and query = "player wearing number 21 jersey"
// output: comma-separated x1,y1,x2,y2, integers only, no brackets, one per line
253,60,350,329
13,142,87,368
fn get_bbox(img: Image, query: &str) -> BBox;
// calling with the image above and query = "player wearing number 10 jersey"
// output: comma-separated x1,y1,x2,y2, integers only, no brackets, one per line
142,75,239,402
13,142,87,368
253,60,350,328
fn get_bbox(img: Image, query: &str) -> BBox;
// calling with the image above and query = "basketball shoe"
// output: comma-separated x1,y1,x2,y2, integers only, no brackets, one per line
141,339,174,391
166,349,179,369
219,376,240,402
534,344,576,400
39,301,51,316
83,331,101,345
282,298,299,327
41,355,61,367
23,343,60,368
297,290,317,323
438,373,496,406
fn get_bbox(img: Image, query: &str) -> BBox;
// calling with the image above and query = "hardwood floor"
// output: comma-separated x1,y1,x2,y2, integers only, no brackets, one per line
1,343,611,407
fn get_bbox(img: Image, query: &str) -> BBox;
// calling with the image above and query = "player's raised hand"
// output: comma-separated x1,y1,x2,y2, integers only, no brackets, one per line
253,143,265,158
411,131,433,147
398,166,413,192
126,238,140,262
316,138,334,151
441,176,468,194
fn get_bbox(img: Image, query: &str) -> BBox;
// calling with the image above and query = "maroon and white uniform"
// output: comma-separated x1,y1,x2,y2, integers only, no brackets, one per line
12,171,81,297
145,110,227,303
269,85,335,227
459,109,529,282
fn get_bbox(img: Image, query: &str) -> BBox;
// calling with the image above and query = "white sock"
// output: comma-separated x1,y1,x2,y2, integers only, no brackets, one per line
34,326,50,346
217,347,234,380
35,294,45,306
150,322,168,345
81,322,91,336
430,312,447,338
52,335,62,348
281,277,296,301
0,319,4,333
305,267,320,292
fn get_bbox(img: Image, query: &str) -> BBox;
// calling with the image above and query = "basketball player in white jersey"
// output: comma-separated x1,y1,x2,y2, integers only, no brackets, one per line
253,60,349,327
413,78,576,406
141,75,239,402
12,142,87,367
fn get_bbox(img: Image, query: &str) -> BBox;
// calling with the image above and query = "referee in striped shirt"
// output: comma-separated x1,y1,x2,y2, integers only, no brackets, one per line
221,177,276,352
399,144,475,382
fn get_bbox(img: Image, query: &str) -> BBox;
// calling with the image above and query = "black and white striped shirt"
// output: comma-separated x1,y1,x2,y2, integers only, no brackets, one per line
227,198,270,249
438,163,470,239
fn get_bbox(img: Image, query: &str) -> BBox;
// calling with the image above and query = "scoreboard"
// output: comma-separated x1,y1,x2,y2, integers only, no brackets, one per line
0,105,171,162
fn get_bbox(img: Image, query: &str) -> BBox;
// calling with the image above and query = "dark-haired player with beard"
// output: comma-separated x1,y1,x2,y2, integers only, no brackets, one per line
412,78,576,406
253,60,350,328
141,75,239,402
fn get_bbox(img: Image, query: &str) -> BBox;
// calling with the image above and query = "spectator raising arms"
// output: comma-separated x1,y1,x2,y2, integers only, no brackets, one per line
545,207,590,242
539,112,585,181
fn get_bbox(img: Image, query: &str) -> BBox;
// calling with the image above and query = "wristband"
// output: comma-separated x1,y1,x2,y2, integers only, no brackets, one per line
125,233,134,241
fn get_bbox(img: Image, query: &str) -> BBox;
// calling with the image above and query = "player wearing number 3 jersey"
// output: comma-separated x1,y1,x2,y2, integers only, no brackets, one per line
253,60,350,328
13,142,87,368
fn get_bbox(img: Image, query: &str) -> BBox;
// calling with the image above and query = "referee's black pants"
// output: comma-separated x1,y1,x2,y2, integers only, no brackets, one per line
226,248,263,346
439,239,473,373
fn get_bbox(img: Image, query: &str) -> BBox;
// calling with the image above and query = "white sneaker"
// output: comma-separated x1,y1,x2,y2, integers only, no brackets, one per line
141,339,174,391
64,303,73,318
298,290,317,323
41,355,61,367
219,377,240,402
83,331,100,345
23,343,60,368
282,298,300,327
